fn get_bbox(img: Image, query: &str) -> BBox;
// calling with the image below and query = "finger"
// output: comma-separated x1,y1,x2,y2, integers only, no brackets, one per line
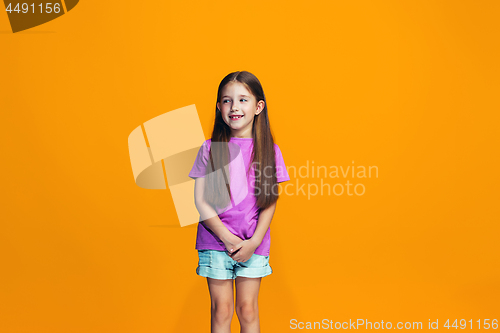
230,242,244,253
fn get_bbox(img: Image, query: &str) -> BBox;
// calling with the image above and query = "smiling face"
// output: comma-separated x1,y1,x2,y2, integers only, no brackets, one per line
217,81,265,138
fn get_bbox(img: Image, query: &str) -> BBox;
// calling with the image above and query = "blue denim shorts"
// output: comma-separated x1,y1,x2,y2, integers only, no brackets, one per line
196,250,272,280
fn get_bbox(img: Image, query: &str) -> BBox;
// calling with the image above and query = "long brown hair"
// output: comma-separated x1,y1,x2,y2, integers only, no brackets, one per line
204,71,279,210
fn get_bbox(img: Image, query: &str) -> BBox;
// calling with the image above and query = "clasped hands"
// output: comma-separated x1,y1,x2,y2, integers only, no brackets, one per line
222,233,259,263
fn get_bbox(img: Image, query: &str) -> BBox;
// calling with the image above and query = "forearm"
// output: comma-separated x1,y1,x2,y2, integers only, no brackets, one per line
251,201,276,245
195,200,233,242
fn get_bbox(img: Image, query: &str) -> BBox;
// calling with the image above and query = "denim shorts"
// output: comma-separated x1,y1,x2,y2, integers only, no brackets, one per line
196,249,272,280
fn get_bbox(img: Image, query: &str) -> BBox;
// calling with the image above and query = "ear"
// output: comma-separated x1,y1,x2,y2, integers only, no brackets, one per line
255,100,265,116
216,102,220,111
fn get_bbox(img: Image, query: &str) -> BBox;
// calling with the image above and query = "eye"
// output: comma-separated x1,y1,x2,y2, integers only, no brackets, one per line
241,99,247,102
222,99,230,103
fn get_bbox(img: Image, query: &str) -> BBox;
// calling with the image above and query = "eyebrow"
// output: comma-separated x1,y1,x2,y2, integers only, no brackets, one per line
222,95,250,98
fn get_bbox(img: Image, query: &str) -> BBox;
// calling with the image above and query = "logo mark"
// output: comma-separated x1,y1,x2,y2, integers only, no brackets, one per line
128,105,249,227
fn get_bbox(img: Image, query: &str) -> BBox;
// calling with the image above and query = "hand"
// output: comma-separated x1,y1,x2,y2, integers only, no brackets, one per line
229,239,259,263
221,232,244,255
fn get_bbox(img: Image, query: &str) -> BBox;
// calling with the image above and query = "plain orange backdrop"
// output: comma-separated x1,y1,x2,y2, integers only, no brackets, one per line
1,1,499,332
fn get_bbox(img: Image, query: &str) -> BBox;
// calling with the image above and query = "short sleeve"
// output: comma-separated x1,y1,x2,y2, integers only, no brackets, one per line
189,140,210,179
274,144,290,183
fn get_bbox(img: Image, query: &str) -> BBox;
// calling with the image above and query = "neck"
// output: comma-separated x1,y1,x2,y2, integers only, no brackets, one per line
230,128,253,139
231,135,252,139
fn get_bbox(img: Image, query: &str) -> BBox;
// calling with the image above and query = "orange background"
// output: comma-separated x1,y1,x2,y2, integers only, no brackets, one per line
1,1,499,332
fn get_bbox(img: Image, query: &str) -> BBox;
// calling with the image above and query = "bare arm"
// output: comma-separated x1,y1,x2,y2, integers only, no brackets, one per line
193,177,243,251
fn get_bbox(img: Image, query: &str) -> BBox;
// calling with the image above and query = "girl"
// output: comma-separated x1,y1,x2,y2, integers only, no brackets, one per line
189,71,290,333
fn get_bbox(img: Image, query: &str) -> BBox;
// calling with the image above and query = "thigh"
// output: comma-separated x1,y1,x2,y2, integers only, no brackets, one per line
234,253,272,279
197,250,236,280
207,277,234,306
235,276,262,305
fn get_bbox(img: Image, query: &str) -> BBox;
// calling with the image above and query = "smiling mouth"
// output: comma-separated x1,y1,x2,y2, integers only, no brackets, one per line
229,115,244,120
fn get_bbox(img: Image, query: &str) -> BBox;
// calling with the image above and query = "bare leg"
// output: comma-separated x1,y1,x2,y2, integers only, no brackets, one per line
235,277,262,333
207,278,234,333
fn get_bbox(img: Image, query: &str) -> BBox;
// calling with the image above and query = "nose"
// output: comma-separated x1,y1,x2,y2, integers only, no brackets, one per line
231,101,241,111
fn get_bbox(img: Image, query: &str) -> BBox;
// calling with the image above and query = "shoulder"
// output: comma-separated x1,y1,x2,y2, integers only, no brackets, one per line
196,139,211,160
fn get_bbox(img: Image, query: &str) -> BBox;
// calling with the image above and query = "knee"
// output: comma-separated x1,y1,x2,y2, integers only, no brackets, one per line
236,301,258,324
211,301,233,324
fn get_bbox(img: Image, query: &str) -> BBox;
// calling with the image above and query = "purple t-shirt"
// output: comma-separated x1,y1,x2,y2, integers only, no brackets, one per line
188,137,290,256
